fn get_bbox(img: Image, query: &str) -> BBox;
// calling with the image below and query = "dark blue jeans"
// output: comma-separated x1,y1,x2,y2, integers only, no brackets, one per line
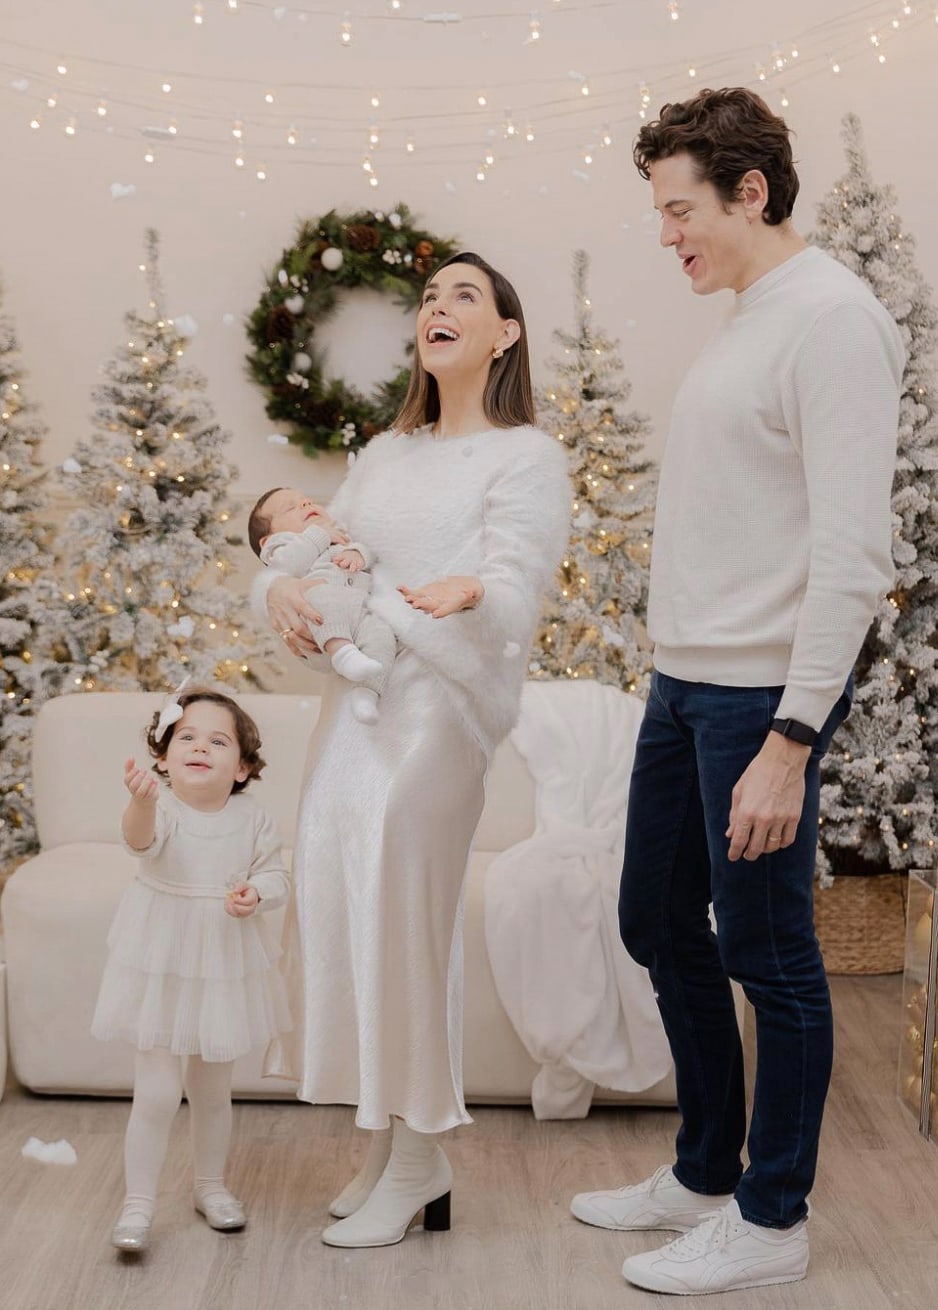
619,671,851,1230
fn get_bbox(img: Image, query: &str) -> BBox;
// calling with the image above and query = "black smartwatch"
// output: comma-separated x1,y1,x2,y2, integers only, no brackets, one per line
770,717,818,747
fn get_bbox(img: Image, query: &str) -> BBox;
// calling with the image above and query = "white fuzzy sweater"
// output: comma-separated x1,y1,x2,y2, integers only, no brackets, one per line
254,424,571,757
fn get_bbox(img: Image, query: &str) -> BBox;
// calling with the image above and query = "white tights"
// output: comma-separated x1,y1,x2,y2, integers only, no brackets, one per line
120,1047,235,1224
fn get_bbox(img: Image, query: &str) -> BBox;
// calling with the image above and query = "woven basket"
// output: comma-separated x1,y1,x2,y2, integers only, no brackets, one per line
814,873,908,975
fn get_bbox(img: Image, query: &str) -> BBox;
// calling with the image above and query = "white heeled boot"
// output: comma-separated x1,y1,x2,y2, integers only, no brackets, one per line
321,1118,452,1248
329,1127,392,1218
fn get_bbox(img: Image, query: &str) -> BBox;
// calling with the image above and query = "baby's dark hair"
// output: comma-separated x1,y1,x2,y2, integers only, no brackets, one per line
145,688,265,793
248,487,286,558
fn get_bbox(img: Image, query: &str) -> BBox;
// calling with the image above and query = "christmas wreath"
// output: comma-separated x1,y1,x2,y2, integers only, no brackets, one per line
246,205,458,455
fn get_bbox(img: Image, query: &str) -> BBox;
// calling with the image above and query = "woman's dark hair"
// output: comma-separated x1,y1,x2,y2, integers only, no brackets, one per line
146,688,265,793
394,251,536,433
633,87,799,226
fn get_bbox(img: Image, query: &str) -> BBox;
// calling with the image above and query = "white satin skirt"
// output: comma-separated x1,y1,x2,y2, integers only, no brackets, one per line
266,650,486,1132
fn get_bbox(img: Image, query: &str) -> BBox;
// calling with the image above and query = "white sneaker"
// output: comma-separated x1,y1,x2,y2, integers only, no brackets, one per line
571,1165,733,1232
622,1199,808,1295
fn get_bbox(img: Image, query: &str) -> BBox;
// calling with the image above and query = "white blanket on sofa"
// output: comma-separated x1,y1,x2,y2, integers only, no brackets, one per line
484,679,672,1118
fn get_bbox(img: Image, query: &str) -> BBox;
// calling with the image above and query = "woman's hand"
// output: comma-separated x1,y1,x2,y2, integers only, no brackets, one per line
267,574,325,658
398,576,484,619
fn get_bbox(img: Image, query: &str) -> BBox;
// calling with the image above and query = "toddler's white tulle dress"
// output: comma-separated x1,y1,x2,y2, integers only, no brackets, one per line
92,789,291,1063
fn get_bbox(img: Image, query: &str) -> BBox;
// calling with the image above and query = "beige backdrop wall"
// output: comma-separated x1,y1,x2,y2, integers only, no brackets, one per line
2,0,936,690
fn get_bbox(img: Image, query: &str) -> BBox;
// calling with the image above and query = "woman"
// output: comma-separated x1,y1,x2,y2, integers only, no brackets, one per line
256,252,571,1248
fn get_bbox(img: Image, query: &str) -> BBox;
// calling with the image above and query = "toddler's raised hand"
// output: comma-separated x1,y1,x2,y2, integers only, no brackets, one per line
225,883,260,918
124,758,159,804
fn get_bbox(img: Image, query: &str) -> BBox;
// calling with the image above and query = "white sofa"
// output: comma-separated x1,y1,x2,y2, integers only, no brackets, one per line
1,690,678,1107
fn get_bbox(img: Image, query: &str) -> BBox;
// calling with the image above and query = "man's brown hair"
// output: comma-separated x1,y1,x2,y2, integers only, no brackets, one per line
633,87,799,226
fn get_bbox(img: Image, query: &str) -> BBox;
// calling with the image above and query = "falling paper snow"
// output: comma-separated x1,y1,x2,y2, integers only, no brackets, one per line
22,1137,77,1166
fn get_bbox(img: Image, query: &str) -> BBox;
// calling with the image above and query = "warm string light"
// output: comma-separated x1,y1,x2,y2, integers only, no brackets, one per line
13,3,938,184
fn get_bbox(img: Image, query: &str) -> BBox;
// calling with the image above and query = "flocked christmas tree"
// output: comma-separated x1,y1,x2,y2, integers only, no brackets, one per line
0,290,72,867
530,250,656,691
813,114,938,879
54,231,273,693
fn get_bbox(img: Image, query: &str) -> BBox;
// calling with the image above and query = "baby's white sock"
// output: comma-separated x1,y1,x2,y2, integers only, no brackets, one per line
331,644,383,684
350,687,380,725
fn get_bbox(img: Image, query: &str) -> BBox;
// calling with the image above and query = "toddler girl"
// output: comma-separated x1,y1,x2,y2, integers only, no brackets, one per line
92,684,291,1253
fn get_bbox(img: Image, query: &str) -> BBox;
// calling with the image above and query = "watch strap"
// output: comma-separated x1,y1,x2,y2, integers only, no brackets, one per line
770,717,818,746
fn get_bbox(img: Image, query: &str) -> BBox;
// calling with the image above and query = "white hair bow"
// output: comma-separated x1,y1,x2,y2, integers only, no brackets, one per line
156,675,192,736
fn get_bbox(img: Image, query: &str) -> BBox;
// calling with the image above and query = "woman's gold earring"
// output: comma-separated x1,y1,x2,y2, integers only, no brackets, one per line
492,347,504,359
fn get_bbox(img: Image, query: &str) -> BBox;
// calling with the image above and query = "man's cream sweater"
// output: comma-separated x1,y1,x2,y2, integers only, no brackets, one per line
650,245,905,730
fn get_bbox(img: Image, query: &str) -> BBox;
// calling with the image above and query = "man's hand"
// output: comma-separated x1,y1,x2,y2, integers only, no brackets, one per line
726,732,812,862
124,758,158,805
335,549,366,573
398,576,484,619
225,883,260,918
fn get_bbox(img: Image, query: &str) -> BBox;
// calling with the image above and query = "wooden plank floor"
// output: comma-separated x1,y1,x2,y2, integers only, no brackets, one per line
2,975,937,1310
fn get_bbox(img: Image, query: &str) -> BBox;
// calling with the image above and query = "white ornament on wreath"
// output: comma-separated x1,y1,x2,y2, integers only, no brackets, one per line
285,294,305,313
320,247,344,272
292,352,313,373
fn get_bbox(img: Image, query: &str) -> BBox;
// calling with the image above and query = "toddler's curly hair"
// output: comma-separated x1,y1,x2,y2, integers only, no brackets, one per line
145,688,265,793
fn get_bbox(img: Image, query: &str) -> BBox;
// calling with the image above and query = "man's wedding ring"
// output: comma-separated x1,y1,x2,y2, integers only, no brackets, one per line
279,628,292,640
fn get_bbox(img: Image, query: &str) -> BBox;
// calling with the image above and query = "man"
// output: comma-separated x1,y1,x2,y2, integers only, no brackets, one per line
571,87,904,1295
